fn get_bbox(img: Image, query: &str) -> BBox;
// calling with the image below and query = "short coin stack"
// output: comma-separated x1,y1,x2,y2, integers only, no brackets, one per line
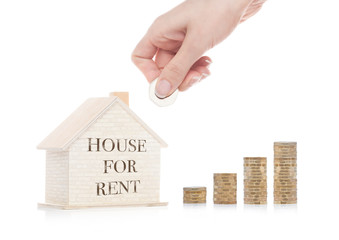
274,142,297,204
183,187,207,204
244,157,267,204
213,173,237,204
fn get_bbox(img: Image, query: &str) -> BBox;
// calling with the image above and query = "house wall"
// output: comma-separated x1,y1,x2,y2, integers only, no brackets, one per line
68,103,161,206
45,151,69,205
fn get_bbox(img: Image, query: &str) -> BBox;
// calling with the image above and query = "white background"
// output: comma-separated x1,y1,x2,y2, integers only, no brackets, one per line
1,0,338,239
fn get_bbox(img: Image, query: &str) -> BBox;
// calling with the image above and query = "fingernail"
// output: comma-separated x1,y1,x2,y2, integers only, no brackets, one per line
191,75,203,84
189,78,199,87
155,79,172,99
205,59,212,68
201,73,209,81
190,73,209,87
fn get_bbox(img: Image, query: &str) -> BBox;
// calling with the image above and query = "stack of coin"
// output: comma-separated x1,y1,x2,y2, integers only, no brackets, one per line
243,157,267,204
274,142,297,204
213,173,237,204
183,187,206,204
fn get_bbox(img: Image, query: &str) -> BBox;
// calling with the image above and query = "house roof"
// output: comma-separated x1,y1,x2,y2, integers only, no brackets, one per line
37,97,167,151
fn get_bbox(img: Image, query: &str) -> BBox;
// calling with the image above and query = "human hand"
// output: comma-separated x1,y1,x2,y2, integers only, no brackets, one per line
132,0,266,98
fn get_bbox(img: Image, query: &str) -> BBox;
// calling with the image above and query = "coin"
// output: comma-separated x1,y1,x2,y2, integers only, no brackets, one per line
213,173,237,204
243,157,267,204
274,142,297,204
183,186,207,204
149,78,179,107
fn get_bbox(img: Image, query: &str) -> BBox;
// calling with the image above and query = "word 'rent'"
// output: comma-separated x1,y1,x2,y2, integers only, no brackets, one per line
96,180,141,196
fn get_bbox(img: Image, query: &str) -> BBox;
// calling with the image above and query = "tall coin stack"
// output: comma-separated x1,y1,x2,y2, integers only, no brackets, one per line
213,173,237,204
274,142,297,204
244,157,267,204
183,187,207,204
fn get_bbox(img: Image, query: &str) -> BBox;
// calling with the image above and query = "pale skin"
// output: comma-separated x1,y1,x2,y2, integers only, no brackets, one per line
132,0,266,98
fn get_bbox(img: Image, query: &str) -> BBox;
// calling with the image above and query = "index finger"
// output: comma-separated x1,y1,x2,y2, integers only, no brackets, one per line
131,35,160,83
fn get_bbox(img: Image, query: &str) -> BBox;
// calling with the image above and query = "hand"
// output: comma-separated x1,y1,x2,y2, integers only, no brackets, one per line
132,0,266,98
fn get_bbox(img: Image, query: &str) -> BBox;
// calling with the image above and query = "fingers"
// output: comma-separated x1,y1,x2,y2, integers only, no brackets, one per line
131,35,160,83
156,50,211,91
155,49,176,70
155,33,206,98
240,0,266,23
133,32,211,96
178,56,211,91
190,56,212,70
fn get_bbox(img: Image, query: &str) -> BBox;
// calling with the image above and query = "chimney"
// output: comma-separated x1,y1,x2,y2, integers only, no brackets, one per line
109,92,129,106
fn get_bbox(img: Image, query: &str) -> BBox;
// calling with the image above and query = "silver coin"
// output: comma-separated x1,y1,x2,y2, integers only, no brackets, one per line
149,78,178,107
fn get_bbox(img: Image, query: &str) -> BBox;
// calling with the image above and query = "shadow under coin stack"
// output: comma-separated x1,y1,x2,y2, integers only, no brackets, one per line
244,157,267,204
274,142,297,204
183,187,206,204
213,173,237,204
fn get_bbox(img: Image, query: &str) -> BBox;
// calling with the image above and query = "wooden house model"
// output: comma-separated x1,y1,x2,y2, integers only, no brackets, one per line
37,92,167,209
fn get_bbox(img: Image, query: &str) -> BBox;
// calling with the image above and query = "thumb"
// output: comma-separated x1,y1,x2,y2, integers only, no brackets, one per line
155,33,205,98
